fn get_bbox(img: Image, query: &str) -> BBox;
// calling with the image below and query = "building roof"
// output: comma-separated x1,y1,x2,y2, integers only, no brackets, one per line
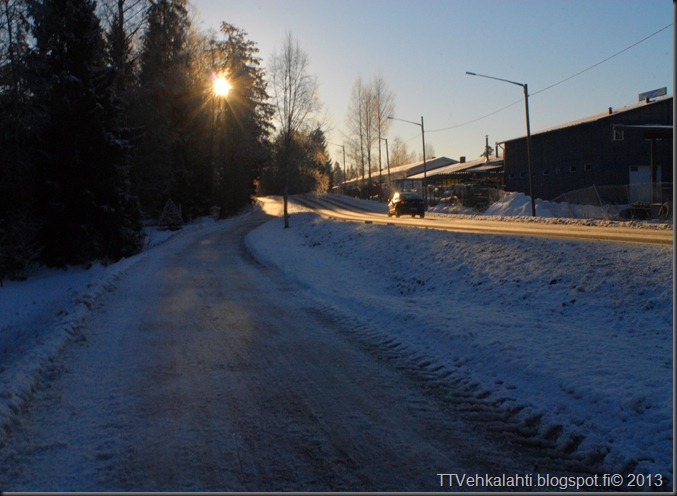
408,156,503,179
502,95,673,144
340,156,459,187
386,156,459,178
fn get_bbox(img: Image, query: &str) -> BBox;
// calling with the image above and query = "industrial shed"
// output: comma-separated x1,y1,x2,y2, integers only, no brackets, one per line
408,156,504,207
338,156,457,200
502,95,673,203
387,156,459,191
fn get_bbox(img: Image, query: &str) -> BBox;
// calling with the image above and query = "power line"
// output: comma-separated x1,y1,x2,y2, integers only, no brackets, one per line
427,23,673,134
427,98,523,133
530,22,672,98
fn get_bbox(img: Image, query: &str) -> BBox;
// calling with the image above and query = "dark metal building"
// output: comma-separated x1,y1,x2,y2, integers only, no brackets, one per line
502,96,673,202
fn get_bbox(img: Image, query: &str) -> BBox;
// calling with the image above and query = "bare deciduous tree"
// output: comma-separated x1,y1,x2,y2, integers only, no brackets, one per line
269,31,319,228
345,77,367,193
372,73,395,196
0,0,30,97
389,136,415,168
346,74,395,199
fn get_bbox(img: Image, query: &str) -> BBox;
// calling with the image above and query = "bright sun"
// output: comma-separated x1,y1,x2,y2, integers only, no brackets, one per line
213,75,231,97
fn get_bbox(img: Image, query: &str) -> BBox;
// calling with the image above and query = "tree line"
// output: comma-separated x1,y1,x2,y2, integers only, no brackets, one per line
0,0,334,281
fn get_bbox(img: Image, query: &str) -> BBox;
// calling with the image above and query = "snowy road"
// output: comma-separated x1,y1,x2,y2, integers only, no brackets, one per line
1,199,671,491
293,194,673,246
0,208,591,492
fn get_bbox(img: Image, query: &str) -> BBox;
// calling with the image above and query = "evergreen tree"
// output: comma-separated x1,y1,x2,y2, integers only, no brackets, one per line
261,127,330,195
206,22,272,215
100,0,148,100
132,0,195,217
0,0,39,280
304,127,332,192
29,0,143,266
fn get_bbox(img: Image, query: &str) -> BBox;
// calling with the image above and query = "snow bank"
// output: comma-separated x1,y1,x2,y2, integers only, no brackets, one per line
0,214,235,441
247,208,673,481
427,191,672,231
482,192,628,219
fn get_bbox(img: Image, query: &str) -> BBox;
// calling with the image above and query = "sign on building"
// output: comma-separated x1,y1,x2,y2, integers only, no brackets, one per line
638,87,667,102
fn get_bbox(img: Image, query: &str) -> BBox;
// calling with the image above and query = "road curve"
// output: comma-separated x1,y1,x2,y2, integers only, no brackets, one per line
291,195,674,246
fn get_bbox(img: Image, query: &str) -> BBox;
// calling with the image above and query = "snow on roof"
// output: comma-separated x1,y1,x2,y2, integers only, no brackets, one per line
386,156,458,176
408,156,503,179
502,95,673,143
341,156,458,187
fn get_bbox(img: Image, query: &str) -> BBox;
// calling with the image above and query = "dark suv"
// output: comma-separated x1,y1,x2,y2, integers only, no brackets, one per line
387,192,425,218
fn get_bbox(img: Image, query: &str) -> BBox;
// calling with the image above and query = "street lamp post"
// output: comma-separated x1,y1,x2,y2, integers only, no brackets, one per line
329,142,346,194
388,115,427,203
466,71,536,216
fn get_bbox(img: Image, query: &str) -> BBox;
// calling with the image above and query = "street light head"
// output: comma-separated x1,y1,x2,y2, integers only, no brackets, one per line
465,71,477,76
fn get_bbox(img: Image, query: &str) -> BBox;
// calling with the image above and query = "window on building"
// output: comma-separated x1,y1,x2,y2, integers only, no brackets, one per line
569,165,577,173
543,169,549,176
612,126,624,141
555,167,561,175
584,164,593,172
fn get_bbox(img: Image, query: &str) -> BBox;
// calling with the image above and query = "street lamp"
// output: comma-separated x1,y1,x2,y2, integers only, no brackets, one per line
328,142,346,194
388,115,427,203
466,71,536,216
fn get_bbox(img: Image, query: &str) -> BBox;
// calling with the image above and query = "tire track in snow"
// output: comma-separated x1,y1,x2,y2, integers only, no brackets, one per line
301,302,613,477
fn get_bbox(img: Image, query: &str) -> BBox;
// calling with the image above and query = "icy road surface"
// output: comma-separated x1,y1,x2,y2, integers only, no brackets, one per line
0,208,588,492
0,199,671,491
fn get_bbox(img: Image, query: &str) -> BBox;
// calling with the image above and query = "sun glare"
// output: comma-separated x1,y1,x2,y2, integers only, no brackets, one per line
213,75,231,97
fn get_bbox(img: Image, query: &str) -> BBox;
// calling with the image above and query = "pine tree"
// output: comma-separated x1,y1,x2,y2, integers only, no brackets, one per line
206,22,272,215
132,0,194,217
29,0,143,266
100,0,148,100
264,127,330,195
0,0,39,279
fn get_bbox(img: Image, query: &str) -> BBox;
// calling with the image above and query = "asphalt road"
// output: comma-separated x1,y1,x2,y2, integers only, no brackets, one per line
291,194,674,246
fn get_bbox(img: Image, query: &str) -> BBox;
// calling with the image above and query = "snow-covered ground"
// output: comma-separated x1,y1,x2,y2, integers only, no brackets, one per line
1,194,673,488
251,197,673,483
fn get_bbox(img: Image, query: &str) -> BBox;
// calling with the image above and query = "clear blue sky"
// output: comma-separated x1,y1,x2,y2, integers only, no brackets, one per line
190,0,673,165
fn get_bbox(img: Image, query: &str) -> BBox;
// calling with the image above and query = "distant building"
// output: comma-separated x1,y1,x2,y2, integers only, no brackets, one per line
387,156,458,191
502,96,673,203
338,156,458,200
409,155,503,188
408,155,504,207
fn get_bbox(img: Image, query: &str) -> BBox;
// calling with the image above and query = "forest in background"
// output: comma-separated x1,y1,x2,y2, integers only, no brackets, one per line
0,0,337,280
